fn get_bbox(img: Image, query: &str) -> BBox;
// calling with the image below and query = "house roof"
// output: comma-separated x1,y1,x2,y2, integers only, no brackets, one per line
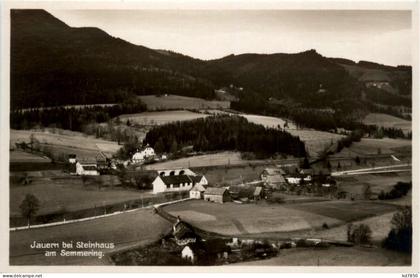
82,165,98,171
229,185,255,199
265,174,286,184
191,183,206,192
160,175,193,186
204,187,228,196
173,222,196,240
262,168,286,176
191,175,204,183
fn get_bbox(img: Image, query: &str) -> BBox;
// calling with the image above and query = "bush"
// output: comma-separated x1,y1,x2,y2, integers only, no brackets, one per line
322,223,329,229
378,182,411,200
347,223,372,245
382,207,412,253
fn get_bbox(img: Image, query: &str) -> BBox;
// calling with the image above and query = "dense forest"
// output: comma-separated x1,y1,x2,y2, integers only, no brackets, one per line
11,9,411,117
144,115,306,158
10,98,146,131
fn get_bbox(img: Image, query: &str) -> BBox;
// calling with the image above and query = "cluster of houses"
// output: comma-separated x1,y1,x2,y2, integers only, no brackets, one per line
151,164,335,203
260,166,335,190
170,217,279,265
68,153,115,176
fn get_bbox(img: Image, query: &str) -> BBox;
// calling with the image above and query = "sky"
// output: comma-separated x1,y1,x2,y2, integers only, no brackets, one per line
48,9,412,66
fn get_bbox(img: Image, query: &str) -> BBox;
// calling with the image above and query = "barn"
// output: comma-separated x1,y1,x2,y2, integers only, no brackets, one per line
203,187,230,204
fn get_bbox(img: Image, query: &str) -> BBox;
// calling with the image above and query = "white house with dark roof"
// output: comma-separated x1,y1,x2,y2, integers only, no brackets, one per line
75,161,99,176
132,145,155,163
152,169,208,194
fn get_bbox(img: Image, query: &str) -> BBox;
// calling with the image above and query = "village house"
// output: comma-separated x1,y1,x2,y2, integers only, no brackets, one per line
260,168,287,190
131,145,155,163
189,182,207,199
181,239,230,265
203,187,230,203
75,161,99,176
152,175,194,194
285,173,311,185
173,217,197,246
68,154,77,164
152,168,207,194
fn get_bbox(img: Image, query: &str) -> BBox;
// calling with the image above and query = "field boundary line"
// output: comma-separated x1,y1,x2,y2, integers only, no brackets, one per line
10,198,191,232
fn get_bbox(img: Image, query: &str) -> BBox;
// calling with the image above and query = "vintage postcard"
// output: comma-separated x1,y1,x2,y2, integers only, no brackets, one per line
0,0,418,274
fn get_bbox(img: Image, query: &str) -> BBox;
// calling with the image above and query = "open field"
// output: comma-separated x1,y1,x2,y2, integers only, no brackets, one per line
138,95,230,110
146,152,243,170
10,150,51,163
10,129,121,158
363,113,411,133
336,171,411,195
234,246,410,266
10,178,154,217
118,110,208,126
286,201,397,223
331,137,411,158
242,114,345,156
298,211,396,242
165,200,341,235
241,114,296,129
9,208,171,265
164,200,398,236
198,165,267,185
145,152,276,170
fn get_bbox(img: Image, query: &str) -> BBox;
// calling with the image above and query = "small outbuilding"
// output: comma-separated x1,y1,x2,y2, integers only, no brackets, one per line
190,183,207,199
203,187,230,204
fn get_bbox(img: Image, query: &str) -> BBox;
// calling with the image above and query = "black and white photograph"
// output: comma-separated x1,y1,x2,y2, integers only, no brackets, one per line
0,0,418,273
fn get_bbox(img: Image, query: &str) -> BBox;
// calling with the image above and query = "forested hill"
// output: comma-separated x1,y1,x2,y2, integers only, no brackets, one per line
11,9,213,109
11,9,411,113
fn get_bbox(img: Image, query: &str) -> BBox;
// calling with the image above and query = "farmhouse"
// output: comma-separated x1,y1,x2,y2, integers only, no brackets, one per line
68,154,77,164
75,162,99,176
152,175,194,194
189,182,207,199
261,168,287,190
181,239,230,264
132,145,155,163
152,169,207,194
204,187,230,203
173,217,197,246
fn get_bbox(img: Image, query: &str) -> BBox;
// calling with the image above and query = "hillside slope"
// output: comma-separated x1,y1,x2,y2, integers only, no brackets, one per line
11,9,411,116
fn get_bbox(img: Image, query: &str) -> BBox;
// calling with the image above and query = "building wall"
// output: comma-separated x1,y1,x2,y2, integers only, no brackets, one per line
152,176,193,194
204,193,229,204
181,246,195,263
190,190,202,199
152,176,167,194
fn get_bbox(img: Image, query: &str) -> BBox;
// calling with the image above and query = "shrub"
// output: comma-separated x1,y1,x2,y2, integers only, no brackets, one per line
322,223,329,229
347,223,372,245
382,207,412,253
378,182,411,200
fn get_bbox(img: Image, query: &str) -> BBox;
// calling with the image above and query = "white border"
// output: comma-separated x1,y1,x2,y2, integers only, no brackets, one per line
0,0,419,274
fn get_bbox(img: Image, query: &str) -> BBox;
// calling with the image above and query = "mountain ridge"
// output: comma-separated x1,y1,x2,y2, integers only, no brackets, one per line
11,9,411,112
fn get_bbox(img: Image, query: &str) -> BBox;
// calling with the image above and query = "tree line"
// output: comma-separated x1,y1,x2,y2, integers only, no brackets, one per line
10,98,147,131
232,98,410,140
144,115,307,158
